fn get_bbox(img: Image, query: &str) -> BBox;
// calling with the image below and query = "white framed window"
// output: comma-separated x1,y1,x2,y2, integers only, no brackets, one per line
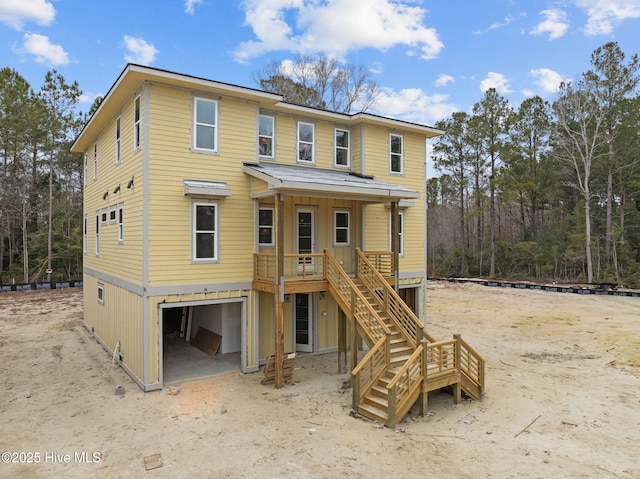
101,208,108,225
334,128,350,167
259,115,274,158
97,282,104,305
390,134,403,174
95,212,100,255
192,201,218,262
297,121,314,163
334,210,350,246
193,97,218,153
83,153,88,186
117,203,124,242
258,207,274,246
109,205,117,224
115,116,121,164
133,95,141,150
93,143,98,180
83,215,87,254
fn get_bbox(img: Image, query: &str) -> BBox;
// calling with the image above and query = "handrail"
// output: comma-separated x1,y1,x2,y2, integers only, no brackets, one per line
385,344,423,391
356,249,424,345
325,251,391,345
456,334,485,395
351,336,388,406
385,345,424,427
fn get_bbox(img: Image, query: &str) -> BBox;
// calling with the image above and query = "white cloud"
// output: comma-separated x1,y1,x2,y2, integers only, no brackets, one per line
529,68,571,94
530,9,569,40
479,72,512,94
372,87,457,125
435,74,454,87
185,0,204,15
0,0,55,29
490,16,513,30
574,0,640,35
123,35,158,65
234,0,443,63
20,33,69,66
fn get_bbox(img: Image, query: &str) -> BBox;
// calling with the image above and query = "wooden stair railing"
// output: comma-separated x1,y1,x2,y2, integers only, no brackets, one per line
325,251,390,346
326,250,485,427
356,249,485,403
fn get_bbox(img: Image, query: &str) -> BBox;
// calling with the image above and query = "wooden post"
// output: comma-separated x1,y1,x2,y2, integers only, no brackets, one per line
350,288,358,372
453,333,461,404
418,338,429,416
274,194,285,388
338,309,347,374
390,201,399,292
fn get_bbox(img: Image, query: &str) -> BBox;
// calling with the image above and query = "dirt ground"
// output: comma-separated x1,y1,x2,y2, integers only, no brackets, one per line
1,283,639,479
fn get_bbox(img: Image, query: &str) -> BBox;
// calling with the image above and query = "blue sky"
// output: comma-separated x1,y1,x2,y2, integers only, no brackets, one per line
1,0,639,127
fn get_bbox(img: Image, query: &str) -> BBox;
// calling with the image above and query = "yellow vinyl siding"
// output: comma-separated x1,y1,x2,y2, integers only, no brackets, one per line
83,273,145,381
146,84,256,285
83,95,145,284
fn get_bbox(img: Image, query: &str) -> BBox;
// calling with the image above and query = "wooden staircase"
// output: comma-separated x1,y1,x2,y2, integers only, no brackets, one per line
326,250,485,427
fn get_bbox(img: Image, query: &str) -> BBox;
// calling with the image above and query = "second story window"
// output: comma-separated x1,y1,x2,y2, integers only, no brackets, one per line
258,207,274,246
259,115,274,158
390,134,403,174
193,202,218,261
297,121,314,163
193,97,218,152
334,129,350,167
83,153,88,186
334,210,350,246
133,95,141,150
115,116,121,164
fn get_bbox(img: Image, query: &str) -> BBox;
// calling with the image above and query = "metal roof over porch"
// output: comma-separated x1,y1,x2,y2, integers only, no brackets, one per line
243,162,420,202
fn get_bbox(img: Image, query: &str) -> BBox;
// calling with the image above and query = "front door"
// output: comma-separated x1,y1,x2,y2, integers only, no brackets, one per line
296,207,316,272
295,293,313,352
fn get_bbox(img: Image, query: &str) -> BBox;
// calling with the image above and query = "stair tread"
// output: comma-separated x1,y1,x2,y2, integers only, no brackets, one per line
358,403,388,422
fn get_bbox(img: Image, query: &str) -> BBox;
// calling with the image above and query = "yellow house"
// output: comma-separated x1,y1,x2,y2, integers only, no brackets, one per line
71,64,483,426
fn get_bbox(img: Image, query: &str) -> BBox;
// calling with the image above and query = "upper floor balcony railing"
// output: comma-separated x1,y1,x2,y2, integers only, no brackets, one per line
254,251,394,284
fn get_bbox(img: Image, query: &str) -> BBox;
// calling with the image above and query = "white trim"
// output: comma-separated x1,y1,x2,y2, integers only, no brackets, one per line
115,116,121,164
389,133,404,174
192,200,219,263
192,96,219,153
334,127,350,168
333,209,350,247
297,121,315,164
258,114,275,159
117,203,124,243
183,179,231,197
258,206,274,247
133,94,141,150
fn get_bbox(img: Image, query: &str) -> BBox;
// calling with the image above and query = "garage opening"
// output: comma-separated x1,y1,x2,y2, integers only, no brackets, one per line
161,300,242,385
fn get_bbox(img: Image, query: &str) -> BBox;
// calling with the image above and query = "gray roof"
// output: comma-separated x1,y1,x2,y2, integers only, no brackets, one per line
243,162,420,201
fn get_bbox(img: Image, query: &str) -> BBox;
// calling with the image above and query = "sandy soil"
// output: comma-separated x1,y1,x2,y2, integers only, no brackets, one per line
1,283,639,479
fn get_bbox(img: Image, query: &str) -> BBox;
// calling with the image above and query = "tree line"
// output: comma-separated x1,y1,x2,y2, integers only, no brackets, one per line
429,42,640,287
0,68,85,284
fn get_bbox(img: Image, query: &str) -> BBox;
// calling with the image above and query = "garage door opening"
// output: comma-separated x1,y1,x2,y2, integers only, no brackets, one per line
161,301,242,385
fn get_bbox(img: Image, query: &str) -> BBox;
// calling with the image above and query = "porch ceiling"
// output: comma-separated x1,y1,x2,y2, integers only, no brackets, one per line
243,162,420,201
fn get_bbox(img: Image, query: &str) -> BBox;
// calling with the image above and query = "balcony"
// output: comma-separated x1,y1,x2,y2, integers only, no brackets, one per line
253,251,394,294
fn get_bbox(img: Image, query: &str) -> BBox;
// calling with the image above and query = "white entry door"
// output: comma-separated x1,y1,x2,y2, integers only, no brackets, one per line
295,293,313,352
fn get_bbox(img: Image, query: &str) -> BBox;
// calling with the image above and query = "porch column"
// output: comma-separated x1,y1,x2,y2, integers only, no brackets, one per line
274,193,285,388
390,200,399,292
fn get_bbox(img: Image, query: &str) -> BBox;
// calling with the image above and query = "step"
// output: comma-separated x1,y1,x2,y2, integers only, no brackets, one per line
358,402,388,423
363,392,388,410
370,384,389,399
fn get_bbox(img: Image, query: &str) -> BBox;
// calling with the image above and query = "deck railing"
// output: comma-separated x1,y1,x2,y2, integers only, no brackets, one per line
254,253,326,283
386,345,424,426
